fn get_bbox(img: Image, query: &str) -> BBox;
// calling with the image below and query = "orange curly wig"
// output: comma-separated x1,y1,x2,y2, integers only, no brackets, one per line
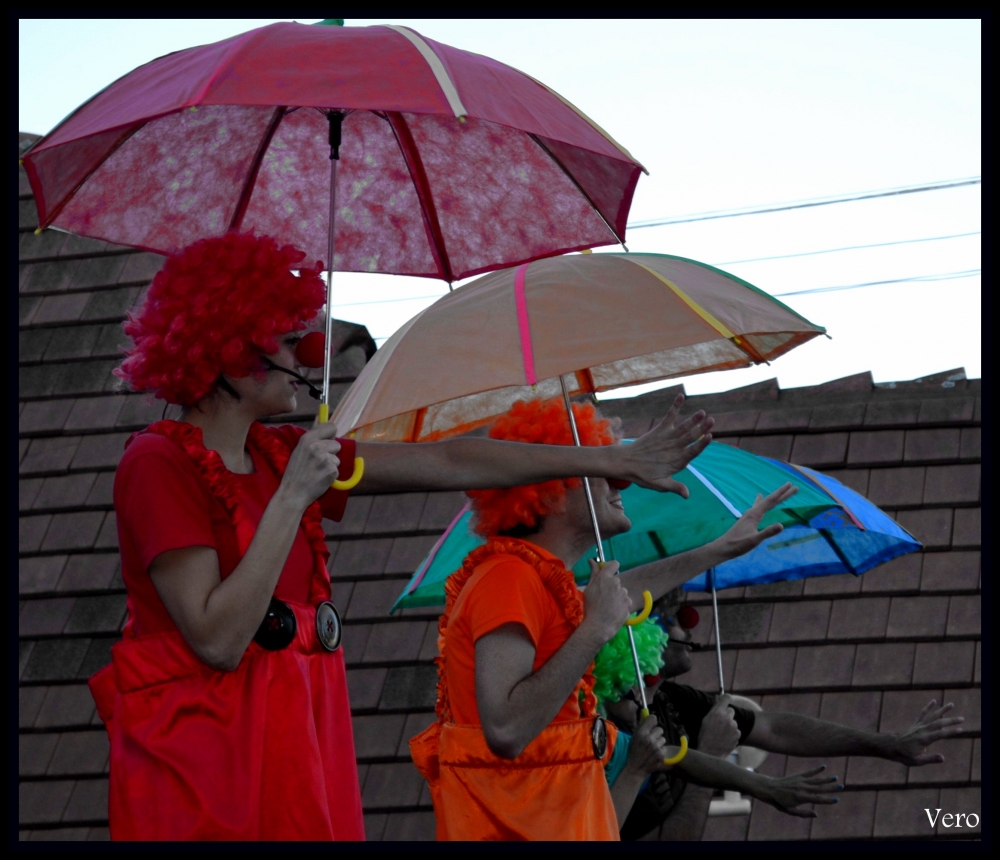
114,233,326,406
468,397,619,537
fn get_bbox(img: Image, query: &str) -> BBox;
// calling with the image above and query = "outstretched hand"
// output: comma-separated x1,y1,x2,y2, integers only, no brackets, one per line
713,483,798,561
890,700,965,766
616,395,714,496
759,766,842,818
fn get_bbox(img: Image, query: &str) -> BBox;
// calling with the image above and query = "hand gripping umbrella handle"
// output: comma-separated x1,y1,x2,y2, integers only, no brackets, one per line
625,590,653,626
318,404,365,491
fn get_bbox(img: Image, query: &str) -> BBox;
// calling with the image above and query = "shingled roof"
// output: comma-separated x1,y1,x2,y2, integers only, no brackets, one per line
18,132,980,841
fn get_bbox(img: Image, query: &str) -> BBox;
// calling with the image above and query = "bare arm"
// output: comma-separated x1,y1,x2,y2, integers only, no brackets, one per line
476,562,631,759
609,716,669,827
658,785,715,841
674,753,841,818
618,484,798,611
747,701,964,765
356,395,713,494
657,694,742,840
150,424,343,671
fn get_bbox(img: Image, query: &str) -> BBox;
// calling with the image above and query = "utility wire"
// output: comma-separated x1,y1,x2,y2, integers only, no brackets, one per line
628,177,981,230
715,231,980,266
774,269,981,297
332,231,980,309
367,268,981,339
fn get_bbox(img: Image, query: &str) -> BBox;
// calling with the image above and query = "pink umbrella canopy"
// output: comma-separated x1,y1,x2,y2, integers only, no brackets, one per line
21,22,646,281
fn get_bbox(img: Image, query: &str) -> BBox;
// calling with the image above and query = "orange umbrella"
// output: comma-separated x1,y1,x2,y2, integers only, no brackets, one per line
331,252,825,442
332,250,824,720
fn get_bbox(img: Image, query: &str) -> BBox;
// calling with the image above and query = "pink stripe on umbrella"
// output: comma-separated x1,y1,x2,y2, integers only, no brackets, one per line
514,263,538,385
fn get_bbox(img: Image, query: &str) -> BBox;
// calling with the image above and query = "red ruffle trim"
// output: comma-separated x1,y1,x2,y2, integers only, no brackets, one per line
132,421,331,605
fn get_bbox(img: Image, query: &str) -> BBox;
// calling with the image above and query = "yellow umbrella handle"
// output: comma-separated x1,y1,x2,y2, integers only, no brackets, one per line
663,735,689,767
318,404,364,491
625,590,653,626
635,710,688,765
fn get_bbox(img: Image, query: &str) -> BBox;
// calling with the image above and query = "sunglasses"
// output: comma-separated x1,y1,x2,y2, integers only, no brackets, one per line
607,478,632,490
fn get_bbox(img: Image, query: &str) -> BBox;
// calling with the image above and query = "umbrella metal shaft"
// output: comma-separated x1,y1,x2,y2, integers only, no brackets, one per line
710,569,725,694
559,375,649,715
322,112,344,415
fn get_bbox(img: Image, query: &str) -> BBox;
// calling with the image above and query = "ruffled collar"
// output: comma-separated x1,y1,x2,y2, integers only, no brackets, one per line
133,420,331,605
435,537,597,723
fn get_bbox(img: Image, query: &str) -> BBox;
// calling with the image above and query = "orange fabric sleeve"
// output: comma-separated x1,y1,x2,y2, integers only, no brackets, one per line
462,559,552,648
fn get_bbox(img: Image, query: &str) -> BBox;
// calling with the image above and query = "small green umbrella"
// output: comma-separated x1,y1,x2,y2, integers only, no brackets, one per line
392,441,835,612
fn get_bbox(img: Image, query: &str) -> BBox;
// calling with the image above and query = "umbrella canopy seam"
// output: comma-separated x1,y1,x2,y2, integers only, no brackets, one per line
384,26,468,119
385,112,454,281
686,464,743,518
511,68,648,174
514,263,538,385
621,257,768,364
638,252,823,330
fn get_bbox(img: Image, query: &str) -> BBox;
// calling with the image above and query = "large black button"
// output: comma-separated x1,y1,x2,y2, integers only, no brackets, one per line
253,598,297,650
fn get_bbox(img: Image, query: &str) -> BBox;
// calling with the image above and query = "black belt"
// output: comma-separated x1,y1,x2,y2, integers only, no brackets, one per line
253,598,342,652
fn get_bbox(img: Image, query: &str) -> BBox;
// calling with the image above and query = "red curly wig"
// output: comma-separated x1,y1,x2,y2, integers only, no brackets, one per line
468,397,619,537
115,233,326,405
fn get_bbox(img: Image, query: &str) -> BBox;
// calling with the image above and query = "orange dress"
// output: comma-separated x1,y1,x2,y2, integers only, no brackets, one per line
410,539,619,841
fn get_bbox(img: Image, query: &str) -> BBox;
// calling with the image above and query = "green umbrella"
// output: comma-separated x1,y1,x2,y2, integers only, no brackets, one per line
392,441,835,612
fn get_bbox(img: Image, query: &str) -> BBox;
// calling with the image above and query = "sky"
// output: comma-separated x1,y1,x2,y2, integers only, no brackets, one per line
19,19,981,398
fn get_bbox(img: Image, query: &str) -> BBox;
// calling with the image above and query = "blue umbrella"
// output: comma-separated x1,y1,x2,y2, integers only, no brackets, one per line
395,444,920,696
679,458,920,693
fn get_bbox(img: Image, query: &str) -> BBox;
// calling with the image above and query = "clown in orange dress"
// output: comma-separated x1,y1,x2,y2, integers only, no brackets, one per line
411,398,808,840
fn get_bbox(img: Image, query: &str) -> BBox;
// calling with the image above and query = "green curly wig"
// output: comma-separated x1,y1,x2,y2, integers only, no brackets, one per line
593,617,669,704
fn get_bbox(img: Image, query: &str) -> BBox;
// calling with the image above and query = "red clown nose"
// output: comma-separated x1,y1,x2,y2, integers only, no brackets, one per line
295,332,327,368
676,606,700,630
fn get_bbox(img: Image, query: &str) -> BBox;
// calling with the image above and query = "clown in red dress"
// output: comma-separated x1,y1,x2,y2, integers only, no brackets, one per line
90,232,719,841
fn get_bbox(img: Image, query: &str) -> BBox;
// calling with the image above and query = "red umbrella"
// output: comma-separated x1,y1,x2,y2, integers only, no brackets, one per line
21,21,644,277
22,21,645,417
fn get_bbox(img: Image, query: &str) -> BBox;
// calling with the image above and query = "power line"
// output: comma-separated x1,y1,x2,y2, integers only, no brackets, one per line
333,231,980,309
774,269,981,297
715,231,980,266
628,177,982,230
364,268,981,339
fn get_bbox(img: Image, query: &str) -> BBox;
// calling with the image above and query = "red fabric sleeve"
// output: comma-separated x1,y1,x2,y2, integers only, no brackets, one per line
462,559,551,647
269,425,356,522
114,435,217,570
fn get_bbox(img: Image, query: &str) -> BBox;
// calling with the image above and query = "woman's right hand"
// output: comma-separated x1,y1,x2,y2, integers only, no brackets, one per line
278,422,342,509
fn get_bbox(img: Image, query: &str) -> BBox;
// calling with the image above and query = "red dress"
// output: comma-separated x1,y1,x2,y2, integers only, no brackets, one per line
89,421,365,841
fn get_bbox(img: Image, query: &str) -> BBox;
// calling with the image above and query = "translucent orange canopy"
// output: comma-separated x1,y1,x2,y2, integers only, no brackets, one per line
331,252,825,442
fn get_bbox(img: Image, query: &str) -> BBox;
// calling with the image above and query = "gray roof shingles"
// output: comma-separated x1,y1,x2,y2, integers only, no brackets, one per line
17,139,980,840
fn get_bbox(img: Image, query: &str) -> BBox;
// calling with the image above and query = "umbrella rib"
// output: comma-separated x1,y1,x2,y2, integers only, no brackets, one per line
386,112,455,282
514,69,647,174
228,106,286,233
780,462,866,530
383,26,468,119
621,258,771,365
529,134,623,245
686,465,743,518
34,122,147,230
